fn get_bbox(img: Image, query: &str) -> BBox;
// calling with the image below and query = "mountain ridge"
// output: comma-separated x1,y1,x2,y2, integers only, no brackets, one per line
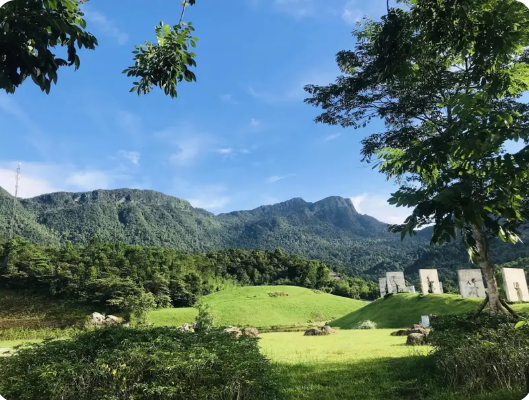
2,187,529,280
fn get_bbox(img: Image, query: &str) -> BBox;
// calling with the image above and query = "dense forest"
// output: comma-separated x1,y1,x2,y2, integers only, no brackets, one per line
0,237,379,316
2,187,529,282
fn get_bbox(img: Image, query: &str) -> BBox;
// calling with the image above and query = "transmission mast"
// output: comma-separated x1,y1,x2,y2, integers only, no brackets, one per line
9,162,21,239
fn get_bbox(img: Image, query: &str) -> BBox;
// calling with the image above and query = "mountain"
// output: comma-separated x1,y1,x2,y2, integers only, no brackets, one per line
2,187,529,280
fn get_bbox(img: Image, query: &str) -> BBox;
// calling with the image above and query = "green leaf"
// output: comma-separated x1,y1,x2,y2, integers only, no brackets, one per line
515,321,526,329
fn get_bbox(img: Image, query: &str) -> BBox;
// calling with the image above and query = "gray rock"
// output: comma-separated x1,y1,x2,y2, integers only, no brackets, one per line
86,312,106,326
224,326,242,338
304,328,324,336
243,327,260,337
321,326,337,335
406,333,427,346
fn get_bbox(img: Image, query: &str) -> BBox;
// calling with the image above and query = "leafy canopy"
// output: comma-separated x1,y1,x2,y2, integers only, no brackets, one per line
305,0,529,257
0,0,199,97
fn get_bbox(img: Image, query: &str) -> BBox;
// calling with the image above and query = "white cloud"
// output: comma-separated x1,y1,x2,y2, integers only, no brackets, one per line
324,133,342,142
0,165,61,198
220,93,240,104
273,0,315,18
350,192,412,224
66,171,111,190
247,69,338,104
83,9,129,45
0,161,134,198
342,1,363,25
216,148,233,154
119,150,141,165
187,185,231,210
250,118,261,127
267,174,295,183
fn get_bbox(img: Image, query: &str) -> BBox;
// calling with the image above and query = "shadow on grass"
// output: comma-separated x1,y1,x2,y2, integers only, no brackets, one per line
275,356,524,400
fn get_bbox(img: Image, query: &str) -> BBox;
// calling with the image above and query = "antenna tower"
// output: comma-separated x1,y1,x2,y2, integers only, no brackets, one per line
9,162,21,239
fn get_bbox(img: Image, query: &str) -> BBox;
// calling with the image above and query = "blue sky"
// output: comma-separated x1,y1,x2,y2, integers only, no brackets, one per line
0,0,429,223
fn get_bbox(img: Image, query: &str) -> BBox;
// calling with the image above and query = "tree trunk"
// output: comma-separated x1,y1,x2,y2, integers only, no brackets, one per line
472,224,502,314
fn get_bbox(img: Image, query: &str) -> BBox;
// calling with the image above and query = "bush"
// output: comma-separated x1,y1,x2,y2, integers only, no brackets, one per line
0,326,281,400
356,320,377,329
429,313,529,390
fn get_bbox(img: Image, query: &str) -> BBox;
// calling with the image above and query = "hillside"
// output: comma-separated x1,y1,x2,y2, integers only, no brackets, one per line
2,187,529,279
331,293,529,329
147,286,366,328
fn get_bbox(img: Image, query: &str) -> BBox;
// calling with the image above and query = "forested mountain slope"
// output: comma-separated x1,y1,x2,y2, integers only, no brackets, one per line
1,187,529,279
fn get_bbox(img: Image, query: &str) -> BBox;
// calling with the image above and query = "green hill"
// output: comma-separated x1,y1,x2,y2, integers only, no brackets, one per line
3,187,529,280
147,286,366,328
331,293,529,329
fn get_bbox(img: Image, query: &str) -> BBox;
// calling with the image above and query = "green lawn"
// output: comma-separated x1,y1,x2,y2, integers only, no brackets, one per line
148,286,365,328
260,330,524,400
331,293,529,329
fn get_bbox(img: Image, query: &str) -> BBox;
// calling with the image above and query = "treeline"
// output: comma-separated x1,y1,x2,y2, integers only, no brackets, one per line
0,237,378,316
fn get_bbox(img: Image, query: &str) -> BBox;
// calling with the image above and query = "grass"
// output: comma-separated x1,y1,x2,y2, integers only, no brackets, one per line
260,330,525,399
331,293,529,329
148,286,365,329
0,289,91,330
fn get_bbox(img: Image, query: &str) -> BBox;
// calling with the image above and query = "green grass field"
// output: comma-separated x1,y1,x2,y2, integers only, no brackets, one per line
147,286,365,328
331,293,529,329
260,330,524,400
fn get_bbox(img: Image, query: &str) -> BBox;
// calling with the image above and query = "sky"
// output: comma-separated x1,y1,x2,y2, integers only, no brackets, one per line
0,0,431,224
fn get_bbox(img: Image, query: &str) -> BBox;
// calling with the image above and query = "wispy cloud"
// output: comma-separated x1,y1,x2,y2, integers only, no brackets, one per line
247,69,338,104
220,93,240,104
273,0,316,18
267,174,295,183
0,161,136,198
342,1,363,25
324,133,342,142
351,192,412,224
83,8,129,45
156,125,212,167
216,148,233,155
250,118,261,127
119,150,141,165
0,94,53,158
187,185,232,210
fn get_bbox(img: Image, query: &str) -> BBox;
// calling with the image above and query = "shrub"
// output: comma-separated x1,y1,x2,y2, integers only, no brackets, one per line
429,313,529,390
309,311,325,323
356,320,377,329
268,292,289,297
0,326,280,400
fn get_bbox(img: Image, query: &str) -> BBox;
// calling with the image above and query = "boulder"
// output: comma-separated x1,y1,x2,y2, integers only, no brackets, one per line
177,323,194,332
406,333,427,346
106,315,123,324
321,326,337,335
86,312,106,326
122,322,132,327
412,324,423,330
409,328,428,335
243,327,260,337
390,329,410,337
304,328,324,336
224,326,242,338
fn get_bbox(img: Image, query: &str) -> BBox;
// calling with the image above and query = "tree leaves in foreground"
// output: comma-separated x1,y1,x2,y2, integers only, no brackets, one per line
0,0,199,97
0,0,97,94
305,0,529,313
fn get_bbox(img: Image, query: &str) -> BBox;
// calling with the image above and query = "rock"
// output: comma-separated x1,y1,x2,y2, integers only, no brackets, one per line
390,329,410,336
177,323,194,332
406,333,427,346
122,322,132,327
409,328,428,335
321,326,337,335
304,328,324,336
412,324,423,330
224,326,242,338
106,315,123,323
86,312,106,326
243,327,259,337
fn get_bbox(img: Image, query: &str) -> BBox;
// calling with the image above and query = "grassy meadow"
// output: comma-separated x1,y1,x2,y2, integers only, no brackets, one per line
147,286,366,328
332,293,529,329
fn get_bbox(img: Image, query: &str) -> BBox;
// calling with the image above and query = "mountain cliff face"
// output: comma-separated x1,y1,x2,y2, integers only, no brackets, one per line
1,188,529,279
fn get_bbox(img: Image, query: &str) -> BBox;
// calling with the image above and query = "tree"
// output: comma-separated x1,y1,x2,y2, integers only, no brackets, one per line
0,0,198,97
305,0,529,313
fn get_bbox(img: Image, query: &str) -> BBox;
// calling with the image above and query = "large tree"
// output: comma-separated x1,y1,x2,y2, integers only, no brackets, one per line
0,0,198,97
305,0,529,313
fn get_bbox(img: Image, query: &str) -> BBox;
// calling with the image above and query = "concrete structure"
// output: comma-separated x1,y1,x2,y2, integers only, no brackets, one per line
421,316,430,328
502,268,529,302
379,277,387,298
404,286,416,294
439,282,444,293
458,269,486,299
386,272,406,294
419,269,442,295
